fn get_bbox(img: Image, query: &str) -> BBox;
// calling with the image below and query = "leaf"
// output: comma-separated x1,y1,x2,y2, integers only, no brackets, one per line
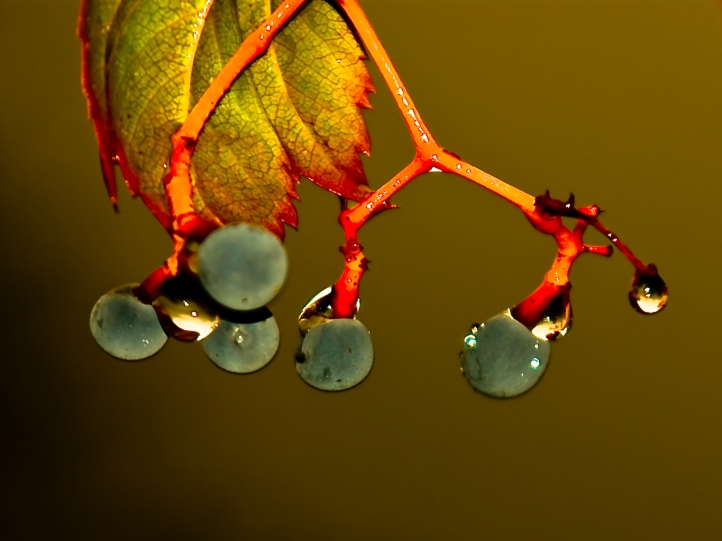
80,0,374,237
78,0,124,206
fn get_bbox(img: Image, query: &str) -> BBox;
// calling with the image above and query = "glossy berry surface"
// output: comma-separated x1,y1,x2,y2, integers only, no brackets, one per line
296,318,373,391
89,284,168,360
461,312,551,398
203,309,280,374
198,223,288,311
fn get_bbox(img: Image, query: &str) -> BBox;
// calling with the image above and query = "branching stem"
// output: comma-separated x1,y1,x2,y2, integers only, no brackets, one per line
136,0,654,318
330,0,646,320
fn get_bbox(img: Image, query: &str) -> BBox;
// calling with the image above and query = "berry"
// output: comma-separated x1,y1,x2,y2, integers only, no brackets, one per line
461,312,550,398
296,318,373,391
203,308,280,373
89,284,167,360
198,223,288,311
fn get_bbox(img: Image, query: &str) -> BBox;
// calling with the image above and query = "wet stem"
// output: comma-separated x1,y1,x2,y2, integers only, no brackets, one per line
140,0,654,324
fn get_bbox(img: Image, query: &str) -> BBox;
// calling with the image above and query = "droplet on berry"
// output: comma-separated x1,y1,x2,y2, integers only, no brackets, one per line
90,284,167,360
152,276,218,342
461,311,550,398
296,318,373,391
530,290,572,341
629,266,668,315
298,286,361,336
203,308,280,373
197,223,288,311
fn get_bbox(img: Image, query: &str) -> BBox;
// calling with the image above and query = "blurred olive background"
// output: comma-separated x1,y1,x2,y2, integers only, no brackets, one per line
1,0,721,539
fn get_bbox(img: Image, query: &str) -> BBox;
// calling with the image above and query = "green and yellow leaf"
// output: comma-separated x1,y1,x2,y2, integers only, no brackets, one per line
79,0,374,237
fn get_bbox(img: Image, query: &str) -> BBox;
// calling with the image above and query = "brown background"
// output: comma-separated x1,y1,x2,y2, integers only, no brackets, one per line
1,0,721,539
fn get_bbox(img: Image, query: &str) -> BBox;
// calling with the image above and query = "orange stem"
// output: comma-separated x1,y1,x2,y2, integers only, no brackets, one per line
329,0,648,320
165,0,309,233
141,0,310,292
127,0,656,322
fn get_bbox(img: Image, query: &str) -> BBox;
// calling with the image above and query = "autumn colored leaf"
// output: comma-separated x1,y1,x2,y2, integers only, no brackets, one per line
79,0,374,237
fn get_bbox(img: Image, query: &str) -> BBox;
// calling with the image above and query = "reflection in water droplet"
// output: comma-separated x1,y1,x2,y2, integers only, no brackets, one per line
530,290,572,341
629,267,668,315
153,276,219,341
530,358,540,369
464,334,477,348
298,286,360,336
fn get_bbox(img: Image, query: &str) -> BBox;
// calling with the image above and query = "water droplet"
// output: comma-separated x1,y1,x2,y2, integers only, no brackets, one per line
530,358,540,369
153,276,219,341
469,322,481,333
629,267,668,314
464,334,477,348
298,286,360,335
530,290,572,341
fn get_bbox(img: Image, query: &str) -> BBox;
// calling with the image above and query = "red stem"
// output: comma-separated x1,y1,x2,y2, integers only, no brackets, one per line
139,0,309,291
110,0,655,320
329,0,640,320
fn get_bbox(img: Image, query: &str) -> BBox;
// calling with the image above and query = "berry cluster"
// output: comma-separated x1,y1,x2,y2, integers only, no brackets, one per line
90,222,374,390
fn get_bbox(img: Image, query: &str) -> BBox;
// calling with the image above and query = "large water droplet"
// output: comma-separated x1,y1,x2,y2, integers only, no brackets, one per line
153,276,218,341
461,311,551,398
298,286,360,336
530,290,572,341
629,266,668,315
